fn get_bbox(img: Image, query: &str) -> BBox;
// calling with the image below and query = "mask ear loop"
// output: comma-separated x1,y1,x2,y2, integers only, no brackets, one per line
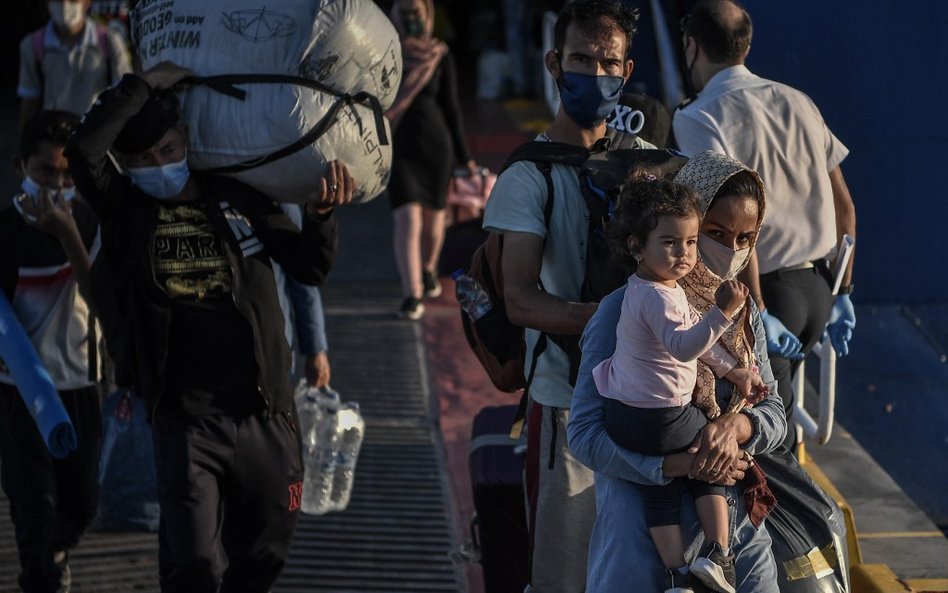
682,37,699,100
551,49,564,91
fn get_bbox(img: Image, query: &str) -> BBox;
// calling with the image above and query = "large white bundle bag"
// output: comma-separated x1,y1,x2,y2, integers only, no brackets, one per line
130,0,401,203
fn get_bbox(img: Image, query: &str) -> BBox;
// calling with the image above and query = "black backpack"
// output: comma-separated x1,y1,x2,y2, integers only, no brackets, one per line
459,137,687,436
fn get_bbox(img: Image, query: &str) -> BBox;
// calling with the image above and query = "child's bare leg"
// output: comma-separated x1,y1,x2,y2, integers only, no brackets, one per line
649,525,687,569
695,494,729,548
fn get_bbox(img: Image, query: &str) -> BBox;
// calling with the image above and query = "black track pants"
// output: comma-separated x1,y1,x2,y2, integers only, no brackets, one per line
759,265,834,450
152,409,303,593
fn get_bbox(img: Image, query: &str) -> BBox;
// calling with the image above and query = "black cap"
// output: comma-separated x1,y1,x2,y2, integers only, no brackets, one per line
113,88,182,154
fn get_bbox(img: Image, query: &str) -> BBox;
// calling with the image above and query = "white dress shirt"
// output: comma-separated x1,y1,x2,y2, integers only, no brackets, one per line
673,65,849,273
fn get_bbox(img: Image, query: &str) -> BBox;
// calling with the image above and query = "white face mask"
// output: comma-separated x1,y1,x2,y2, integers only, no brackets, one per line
21,174,76,201
16,175,76,221
698,233,750,280
48,1,86,31
126,155,191,200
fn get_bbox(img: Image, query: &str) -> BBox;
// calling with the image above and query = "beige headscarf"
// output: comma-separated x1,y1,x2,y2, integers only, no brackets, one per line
385,0,447,125
675,150,767,419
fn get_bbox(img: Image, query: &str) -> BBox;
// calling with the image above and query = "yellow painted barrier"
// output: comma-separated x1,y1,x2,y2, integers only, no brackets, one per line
798,447,948,593
851,565,948,592
797,442,863,567
905,579,948,593
851,564,912,592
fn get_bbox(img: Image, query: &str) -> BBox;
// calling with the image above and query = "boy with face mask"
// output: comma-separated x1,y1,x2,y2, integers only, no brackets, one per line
17,0,132,128
481,1,652,591
0,110,102,593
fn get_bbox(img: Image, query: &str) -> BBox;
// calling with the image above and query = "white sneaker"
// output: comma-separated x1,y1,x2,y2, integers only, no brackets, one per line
691,542,736,593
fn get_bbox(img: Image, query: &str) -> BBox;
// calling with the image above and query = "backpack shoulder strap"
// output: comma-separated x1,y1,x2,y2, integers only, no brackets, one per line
508,332,548,439
95,25,115,85
500,140,589,439
28,27,46,105
500,140,589,227
32,27,45,67
96,25,111,61
500,141,590,174
536,160,555,229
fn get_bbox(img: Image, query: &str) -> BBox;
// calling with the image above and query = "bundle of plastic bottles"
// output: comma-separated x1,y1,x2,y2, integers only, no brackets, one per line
295,381,366,515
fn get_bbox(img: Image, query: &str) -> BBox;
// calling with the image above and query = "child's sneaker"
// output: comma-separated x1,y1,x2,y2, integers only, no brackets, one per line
691,542,736,593
665,567,696,593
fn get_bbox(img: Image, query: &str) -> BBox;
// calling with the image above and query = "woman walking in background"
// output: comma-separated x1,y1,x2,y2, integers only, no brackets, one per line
387,0,478,320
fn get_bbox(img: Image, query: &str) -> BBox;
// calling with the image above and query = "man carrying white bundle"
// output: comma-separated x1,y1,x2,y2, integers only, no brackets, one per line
66,61,354,593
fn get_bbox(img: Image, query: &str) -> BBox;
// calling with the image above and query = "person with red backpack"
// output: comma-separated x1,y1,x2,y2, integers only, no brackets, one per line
17,0,132,127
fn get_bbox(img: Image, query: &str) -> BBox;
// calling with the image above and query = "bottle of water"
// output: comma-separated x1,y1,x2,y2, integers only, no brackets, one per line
452,269,492,320
317,385,340,408
296,380,321,445
301,392,340,515
328,402,365,511
295,382,341,437
293,378,309,405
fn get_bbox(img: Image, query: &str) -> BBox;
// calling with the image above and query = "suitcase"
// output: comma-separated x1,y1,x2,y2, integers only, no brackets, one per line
469,405,530,593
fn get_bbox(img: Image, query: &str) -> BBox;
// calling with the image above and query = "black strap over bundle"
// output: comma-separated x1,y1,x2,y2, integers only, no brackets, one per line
183,73,389,174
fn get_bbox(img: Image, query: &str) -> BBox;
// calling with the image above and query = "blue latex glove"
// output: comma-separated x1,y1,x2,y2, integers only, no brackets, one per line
760,309,804,360
824,294,856,357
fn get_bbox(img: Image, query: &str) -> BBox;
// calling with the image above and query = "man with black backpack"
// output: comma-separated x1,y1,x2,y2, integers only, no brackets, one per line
481,2,651,591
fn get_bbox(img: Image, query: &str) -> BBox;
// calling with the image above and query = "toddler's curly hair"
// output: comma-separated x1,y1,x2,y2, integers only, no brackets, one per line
606,165,702,271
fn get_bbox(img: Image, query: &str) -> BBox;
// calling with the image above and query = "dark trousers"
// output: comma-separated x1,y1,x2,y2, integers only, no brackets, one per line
759,265,834,450
151,408,303,593
604,398,724,527
0,384,102,593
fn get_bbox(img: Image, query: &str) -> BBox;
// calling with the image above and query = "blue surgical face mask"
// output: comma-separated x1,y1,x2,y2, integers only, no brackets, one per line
558,71,625,129
21,175,76,201
126,155,190,200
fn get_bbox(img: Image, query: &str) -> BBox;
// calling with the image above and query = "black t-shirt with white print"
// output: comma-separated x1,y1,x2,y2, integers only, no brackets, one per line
152,199,261,417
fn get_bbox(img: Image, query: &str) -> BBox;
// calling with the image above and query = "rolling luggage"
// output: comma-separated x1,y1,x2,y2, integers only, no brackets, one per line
469,404,529,593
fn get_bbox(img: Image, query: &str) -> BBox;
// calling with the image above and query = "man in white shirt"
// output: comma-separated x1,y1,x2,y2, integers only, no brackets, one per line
672,0,857,448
